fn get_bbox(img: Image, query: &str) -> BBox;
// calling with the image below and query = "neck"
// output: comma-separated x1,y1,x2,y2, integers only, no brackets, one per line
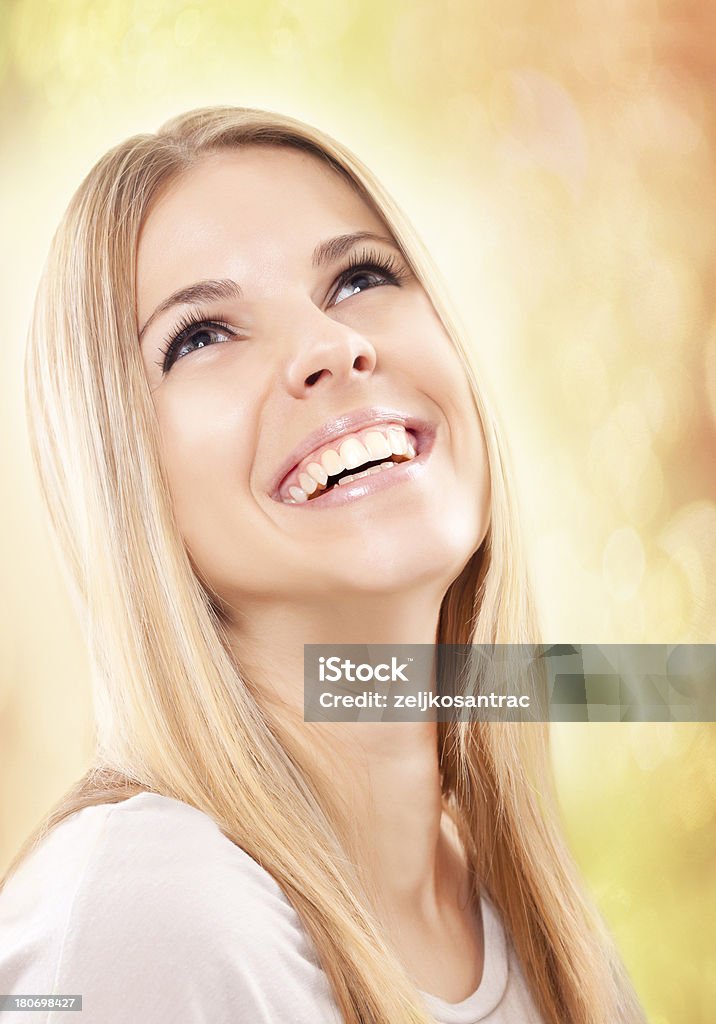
226,587,464,922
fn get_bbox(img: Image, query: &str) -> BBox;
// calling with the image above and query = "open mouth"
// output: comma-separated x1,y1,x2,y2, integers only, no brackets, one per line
275,422,423,505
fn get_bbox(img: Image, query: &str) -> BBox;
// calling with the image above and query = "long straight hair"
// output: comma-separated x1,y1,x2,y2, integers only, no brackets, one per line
4,107,645,1024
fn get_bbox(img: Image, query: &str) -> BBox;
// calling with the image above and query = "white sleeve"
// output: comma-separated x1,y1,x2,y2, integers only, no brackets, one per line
49,865,277,1023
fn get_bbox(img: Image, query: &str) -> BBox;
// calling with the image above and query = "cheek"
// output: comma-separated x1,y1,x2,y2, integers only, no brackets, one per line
153,386,255,542
394,297,465,387
413,318,491,521
403,308,482,435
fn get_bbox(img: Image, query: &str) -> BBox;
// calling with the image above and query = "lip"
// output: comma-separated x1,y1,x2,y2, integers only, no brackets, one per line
268,406,437,501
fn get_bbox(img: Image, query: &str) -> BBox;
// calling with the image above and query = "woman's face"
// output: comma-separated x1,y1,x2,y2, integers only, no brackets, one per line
136,146,490,615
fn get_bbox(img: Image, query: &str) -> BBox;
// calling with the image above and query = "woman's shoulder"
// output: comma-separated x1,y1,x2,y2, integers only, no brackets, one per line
1,792,299,938
0,793,339,1023
2,791,290,924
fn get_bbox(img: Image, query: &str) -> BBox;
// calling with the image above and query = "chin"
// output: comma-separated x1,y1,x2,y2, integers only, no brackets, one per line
327,527,480,598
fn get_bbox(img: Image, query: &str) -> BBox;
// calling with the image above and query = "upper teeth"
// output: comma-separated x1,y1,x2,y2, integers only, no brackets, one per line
281,423,417,504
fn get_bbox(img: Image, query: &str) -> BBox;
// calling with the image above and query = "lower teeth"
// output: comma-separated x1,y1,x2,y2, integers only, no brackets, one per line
337,460,396,486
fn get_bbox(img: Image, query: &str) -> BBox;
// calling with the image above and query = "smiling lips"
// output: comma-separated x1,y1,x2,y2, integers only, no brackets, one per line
279,423,417,504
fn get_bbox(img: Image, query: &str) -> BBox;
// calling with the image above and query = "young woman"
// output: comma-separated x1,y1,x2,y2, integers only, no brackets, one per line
0,106,646,1024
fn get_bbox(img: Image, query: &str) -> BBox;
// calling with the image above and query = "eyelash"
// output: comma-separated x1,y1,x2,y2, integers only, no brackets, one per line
154,247,409,374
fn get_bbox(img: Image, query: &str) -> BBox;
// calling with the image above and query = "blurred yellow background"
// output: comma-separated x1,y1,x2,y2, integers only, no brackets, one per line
0,2,714,1022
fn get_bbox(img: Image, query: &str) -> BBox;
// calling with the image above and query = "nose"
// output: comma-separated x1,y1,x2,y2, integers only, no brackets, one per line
282,308,378,399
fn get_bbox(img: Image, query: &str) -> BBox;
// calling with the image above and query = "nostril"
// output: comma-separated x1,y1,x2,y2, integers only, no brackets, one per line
303,352,372,389
305,368,327,386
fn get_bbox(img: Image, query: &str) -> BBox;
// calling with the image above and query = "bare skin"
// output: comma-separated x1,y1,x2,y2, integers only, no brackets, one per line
136,146,491,1001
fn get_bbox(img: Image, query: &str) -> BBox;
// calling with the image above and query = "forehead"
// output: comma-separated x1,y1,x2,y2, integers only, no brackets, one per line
136,146,386,290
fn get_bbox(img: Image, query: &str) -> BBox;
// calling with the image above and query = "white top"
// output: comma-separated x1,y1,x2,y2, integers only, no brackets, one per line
0,793,544,1023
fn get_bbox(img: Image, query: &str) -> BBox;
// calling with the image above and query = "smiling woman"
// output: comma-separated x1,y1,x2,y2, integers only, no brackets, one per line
0,107,645,1024
135,143,489,613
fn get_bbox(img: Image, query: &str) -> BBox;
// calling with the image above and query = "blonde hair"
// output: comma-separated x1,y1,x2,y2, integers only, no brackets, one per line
4,107,644,1024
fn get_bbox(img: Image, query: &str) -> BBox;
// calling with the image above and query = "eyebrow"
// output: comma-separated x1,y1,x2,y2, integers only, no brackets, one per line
138,230,399,343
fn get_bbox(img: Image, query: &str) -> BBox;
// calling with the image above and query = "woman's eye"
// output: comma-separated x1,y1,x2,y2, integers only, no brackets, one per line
175,326,230,360
159,322,235,373
332,269,391,306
